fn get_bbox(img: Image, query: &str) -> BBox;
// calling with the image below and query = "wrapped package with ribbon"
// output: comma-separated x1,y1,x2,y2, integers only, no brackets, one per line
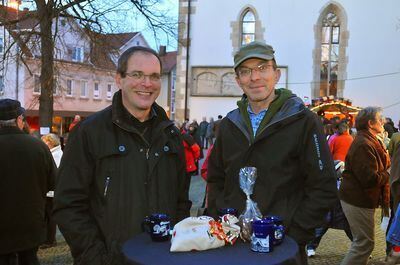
170,215,240,252
238,167,262,242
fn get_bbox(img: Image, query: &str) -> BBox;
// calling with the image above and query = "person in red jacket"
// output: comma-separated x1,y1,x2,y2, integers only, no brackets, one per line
182,132,201,175
329,122,354,162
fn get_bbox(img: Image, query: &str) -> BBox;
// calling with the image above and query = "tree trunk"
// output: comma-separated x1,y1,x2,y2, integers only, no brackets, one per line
38,2,54,130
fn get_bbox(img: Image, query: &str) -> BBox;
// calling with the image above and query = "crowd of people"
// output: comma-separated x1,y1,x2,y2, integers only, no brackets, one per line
1,41,400,265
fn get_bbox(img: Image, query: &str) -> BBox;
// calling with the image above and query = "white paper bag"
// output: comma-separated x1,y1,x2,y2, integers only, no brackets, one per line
170,216,225,252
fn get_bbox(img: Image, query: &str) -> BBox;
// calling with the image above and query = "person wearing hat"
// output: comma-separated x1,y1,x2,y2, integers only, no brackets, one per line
0,99,56,264
207,41,337,264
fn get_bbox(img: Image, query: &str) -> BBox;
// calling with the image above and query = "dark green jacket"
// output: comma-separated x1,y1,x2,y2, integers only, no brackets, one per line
207,89,337,244
54,90,191,265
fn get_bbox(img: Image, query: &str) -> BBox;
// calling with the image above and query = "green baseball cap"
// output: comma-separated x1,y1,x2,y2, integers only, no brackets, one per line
234,41,275,69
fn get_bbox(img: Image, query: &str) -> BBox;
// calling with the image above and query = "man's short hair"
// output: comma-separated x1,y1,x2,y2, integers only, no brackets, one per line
117,46,162,78
355,106,382,131
0,118,17,128
337,122,349,135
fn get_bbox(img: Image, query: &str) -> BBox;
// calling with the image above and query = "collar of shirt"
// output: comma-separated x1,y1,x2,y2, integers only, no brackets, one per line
247,104,268,137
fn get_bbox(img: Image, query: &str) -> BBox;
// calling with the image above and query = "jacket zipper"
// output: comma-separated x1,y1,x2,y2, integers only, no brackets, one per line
104,176,111,197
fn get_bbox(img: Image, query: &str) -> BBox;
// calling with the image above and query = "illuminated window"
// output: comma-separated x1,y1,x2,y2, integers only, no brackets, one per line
320,12,340,97
241,10,255,45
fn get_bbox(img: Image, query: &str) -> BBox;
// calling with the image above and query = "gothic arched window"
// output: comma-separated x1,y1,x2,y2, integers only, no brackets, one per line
241,10,255,45
320,12,340,97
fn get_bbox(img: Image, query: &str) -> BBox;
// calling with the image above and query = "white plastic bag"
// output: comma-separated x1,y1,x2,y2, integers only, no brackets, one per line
238,167,262,241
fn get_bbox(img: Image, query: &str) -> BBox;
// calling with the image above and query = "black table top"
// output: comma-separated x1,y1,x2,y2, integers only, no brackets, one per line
123,233,300,265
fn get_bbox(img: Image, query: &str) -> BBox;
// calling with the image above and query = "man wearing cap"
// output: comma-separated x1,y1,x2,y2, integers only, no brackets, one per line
53,46,191,264
207,41,337,264
0,99,56,265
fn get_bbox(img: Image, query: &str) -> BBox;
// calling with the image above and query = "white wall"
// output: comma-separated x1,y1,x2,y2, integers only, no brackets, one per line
0,27,25,104
186,0,400,123
189,96,241,122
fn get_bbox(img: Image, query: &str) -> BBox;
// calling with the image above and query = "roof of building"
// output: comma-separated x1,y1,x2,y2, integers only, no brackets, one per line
87,31,138,70
160,51,177,74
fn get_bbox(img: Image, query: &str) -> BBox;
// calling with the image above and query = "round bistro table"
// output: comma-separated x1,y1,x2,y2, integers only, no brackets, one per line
123,233,300,265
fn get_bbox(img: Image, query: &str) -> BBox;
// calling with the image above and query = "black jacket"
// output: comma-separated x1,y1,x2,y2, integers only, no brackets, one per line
53,91,191,265
207,90,337,245
0,127,55,254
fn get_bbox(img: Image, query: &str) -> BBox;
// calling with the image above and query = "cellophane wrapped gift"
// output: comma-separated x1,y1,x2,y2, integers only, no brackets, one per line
238,167,262,242
170,215,240,252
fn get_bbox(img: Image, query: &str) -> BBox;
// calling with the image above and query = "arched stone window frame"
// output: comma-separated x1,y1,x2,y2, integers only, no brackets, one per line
312,2,349,98
230,5,265,54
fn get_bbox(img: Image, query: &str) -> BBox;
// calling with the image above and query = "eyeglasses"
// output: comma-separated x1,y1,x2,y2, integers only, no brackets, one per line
124,71,161,82
237,63,275,79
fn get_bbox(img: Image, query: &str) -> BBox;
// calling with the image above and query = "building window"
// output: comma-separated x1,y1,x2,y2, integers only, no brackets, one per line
34,75,41,94
72,47,84,62
66,79,73,96
320,12,340,97
0,75,4,95
106,84,112,99
80,80,88,97
93,82,100,98
0,37,3,53
241,10,255,45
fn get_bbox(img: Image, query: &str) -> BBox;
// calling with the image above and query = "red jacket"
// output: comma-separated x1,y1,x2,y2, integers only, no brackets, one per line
201,145,213,180
329,131,353,161
183,138,200,173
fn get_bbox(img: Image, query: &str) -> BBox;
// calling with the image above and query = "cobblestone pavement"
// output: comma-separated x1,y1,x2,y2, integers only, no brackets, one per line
39,168,390,265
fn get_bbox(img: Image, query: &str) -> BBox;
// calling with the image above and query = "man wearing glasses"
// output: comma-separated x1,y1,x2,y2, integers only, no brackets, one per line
207,41,337,264
54,46,191,264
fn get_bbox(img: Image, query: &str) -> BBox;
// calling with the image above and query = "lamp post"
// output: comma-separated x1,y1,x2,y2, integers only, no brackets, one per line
8,0,21,101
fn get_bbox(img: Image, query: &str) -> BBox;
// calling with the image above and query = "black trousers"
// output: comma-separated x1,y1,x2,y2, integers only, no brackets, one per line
0,248,39,265
44,197,56,244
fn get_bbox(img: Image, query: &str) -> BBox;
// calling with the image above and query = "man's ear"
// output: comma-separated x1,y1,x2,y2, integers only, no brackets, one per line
16,115,24,130
115,73,122,89
275,68,281,83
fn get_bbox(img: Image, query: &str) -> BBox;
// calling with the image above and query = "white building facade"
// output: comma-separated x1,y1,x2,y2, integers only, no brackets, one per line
176,0,400,123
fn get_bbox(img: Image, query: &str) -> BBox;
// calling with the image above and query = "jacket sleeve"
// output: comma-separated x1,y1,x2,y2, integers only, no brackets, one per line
53,125,118,265
206,127,225,218
391,147,400,213
175,133,192,222
289,113,338,243
191,143,201,161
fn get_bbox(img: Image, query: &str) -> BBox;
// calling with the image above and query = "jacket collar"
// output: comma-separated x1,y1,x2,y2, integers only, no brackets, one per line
0,126,24,135
228,89,305,141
